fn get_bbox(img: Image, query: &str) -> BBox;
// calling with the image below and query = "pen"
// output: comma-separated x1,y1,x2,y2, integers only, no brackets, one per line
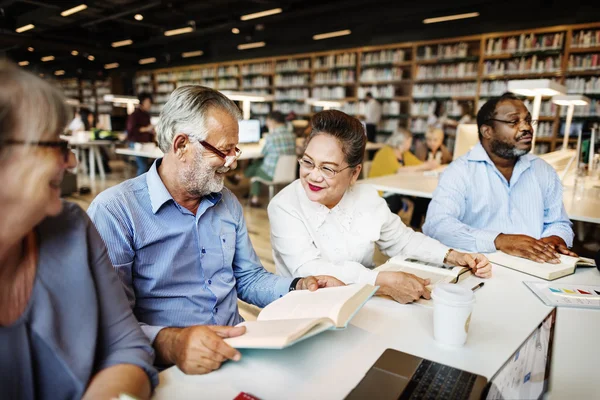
471,282,485,292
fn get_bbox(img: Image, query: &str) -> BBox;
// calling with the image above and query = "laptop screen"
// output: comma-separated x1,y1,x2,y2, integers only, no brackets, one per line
238,119,261,143
486,308,556,400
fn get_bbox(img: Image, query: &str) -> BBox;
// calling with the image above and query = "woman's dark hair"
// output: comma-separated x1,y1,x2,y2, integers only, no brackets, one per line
476,92,520,138
79,108,94,131
267,110,286,124
306,110,366,168
138,92,153,104
433,101,444,117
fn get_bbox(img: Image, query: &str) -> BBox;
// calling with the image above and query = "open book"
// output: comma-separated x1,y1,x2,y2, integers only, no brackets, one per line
488,251,595,280
375,258,471,305
224,284,377,349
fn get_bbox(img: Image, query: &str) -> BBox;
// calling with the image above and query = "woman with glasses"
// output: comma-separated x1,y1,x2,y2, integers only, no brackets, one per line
268,110,492,304
0,62,157,399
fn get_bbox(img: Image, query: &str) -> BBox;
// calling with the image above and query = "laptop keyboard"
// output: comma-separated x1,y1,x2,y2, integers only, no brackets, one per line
399,359,478,400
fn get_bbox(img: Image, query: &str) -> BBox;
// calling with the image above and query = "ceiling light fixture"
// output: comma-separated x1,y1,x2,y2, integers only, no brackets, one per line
111,39,133,48
54,70,66,76
41,55,55,62
182,50,204,58
237,41,266,50
164,26,193,36
134,14,144,21
61,4,88,17
240,8,282,21
71,50,79,56
27,47,34,52
313,29,351,41
18,61,30,66
16,24,35,33
104,63,120,69
88,55,95,61
232,27,240,34
139,57,157,65
423,12,480,24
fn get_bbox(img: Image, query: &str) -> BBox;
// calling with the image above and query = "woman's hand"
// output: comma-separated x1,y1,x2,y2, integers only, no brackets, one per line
445,250,492,278
375,271,431,304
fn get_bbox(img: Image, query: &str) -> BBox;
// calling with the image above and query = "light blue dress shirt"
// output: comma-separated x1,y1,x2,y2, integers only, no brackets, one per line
423,143,574,253
88,159,292,343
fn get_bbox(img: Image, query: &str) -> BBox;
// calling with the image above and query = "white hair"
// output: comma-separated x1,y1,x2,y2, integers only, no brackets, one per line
156,85,242,153
385,128,412,149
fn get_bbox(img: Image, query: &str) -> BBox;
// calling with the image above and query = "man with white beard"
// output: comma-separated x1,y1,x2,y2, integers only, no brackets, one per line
88,86,342,375
423,92,576,264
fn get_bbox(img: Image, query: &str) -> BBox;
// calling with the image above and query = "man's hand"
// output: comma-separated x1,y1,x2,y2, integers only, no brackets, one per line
445,250,493,278
541,236,577,257
155,325,245,375
375,271,431,304
296,275,345,291
495,233,561,263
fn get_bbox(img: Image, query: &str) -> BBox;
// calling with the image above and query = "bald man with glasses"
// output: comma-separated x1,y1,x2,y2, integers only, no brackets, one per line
423,92,576,263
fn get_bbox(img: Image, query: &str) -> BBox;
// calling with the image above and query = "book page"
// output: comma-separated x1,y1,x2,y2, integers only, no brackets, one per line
224,318,333,349
488,252,576,280
257,285,372,324
377,259,467,285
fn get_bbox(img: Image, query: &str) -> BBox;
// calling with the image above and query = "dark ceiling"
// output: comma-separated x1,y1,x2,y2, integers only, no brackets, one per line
1,0,599,79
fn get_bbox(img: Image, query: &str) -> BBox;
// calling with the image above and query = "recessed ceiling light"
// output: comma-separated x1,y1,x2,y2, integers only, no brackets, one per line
54,70,65,76
41,55,55,62
16,24,35,33
182,50,204,58
423,12,480,24
111,39,133,48
240,8,282,21
71,50,79,56
104,63,120,69
88,55,95,61
237,41,266,50
61,4,87,17
164,27,193,36
139,57,157,65
232,27,240,34
313,29,352,40
18,61,30,66
134,14,144,21
27,47,34,52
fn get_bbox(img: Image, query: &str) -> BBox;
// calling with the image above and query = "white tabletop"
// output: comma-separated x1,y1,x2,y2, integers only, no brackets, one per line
153,264,600,399
60,134,113,146
116,143,264,161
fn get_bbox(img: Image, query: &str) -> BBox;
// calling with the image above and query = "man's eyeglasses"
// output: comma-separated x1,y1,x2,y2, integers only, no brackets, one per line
0,139,72,162
486,118,538,129
298,158,354,179
192,138,242,168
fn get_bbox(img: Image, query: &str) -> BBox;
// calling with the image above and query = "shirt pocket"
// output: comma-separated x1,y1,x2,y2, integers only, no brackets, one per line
219,230,237,283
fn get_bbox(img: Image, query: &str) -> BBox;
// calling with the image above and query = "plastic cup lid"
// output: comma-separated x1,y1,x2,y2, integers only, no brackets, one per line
432,284,474,306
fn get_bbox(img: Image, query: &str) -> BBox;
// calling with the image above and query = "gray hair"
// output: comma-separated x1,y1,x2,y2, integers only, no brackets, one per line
385,128,412,149
156,85,242,153
0,61,69,156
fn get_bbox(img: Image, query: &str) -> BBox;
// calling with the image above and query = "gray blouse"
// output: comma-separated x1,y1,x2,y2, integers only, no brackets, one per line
0,202,158,399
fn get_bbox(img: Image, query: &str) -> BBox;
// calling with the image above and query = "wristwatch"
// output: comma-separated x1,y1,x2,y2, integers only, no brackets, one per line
289,277,303,291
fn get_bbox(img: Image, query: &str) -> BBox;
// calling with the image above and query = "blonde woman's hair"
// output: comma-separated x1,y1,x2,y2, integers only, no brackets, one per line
0,61,70,155
426,127,444,139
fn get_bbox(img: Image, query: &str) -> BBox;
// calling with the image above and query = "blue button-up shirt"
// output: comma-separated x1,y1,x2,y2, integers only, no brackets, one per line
88,159,292,343
423,143,574,253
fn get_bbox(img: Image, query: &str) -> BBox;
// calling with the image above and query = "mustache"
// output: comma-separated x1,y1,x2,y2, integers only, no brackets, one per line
516,130,533,140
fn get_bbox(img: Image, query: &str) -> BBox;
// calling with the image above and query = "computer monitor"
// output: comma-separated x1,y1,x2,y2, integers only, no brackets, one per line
454,123,479,160
238,119,261,143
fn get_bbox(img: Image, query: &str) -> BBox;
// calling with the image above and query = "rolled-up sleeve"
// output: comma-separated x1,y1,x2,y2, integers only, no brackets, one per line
86,217,158,389
540,166,574,247
423,164,501,253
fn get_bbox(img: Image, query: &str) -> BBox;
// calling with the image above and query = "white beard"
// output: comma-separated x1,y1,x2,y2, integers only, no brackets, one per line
180,154,225,197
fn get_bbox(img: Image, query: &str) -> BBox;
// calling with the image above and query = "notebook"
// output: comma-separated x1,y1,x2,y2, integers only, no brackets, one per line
224,284,377,349
376,258,471,305
487,251,595,281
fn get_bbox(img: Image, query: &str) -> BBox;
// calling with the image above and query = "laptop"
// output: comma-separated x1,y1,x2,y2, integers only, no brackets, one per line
347,308,556,400
453,124,479,160
238,119,261,144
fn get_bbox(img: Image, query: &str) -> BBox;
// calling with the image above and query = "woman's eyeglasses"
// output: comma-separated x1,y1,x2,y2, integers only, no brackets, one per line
1,139,72,162
298,158,353,179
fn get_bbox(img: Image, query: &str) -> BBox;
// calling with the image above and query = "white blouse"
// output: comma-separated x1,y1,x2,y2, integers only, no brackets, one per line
268,180,449,285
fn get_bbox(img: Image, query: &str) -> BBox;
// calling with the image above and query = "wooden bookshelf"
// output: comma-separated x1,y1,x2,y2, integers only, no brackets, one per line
135,21,600,153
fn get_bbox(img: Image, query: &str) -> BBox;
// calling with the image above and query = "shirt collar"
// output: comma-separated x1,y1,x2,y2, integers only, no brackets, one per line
297,181,356,230
466,142,535,184
271,125,289,135
146,158,223,214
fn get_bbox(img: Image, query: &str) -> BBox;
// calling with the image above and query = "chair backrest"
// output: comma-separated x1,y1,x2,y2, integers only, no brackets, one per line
362,161,373,179
272,154,298,183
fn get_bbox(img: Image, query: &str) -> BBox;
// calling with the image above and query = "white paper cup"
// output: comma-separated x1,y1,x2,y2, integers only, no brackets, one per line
431,284,475,346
